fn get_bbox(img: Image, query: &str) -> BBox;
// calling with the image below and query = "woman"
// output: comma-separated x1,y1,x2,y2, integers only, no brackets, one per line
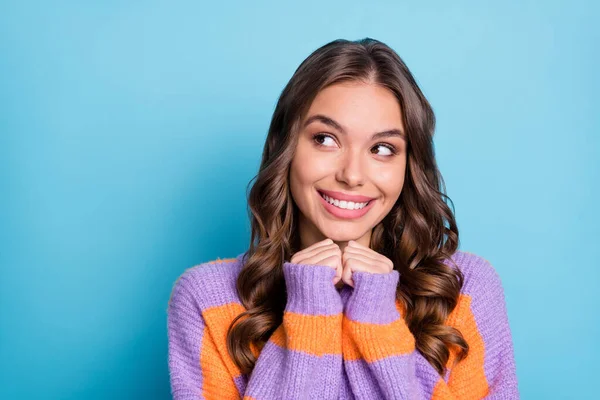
167,38,519,399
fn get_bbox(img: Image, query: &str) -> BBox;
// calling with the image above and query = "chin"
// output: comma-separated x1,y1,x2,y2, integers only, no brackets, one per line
319,227,363,242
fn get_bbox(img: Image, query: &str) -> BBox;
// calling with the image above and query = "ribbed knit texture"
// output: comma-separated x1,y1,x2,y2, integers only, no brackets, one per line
167,251,519,399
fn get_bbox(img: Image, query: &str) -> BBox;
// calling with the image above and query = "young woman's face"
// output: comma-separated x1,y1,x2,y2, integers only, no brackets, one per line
290,81,407,248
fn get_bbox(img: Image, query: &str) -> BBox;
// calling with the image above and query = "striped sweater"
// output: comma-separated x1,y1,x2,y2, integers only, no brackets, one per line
167,250,519,399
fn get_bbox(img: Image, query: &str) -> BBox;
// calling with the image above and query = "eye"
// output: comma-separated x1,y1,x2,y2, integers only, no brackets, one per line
371,143,398,157
312,133,338,148
312,133,398,157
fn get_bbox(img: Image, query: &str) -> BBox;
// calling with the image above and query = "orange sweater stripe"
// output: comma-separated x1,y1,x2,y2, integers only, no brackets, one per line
431,294,489,399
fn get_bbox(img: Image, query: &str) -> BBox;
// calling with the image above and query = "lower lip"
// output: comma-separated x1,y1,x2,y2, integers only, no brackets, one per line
317,191,376,220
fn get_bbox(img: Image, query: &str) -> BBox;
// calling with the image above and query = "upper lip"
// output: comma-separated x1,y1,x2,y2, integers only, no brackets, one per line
318,189,375,203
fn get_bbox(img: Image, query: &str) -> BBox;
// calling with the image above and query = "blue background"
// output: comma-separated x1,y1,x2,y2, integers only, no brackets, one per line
1,0,597,398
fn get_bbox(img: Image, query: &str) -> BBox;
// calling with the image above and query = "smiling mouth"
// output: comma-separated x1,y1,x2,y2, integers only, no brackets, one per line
318,190,372,210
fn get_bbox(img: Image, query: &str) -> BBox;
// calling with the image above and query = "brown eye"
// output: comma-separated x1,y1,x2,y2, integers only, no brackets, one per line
371,143,397,156
312,133,337,147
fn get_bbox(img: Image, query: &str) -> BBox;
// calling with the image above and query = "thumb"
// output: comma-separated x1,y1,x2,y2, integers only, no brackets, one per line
333,258,343,284
341,263,354,288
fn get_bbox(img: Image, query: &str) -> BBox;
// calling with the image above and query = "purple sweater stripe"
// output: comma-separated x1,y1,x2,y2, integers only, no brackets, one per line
283,262,344,315
181,261,244,311
451,252,520,398
339,365,356,399
415,354,442,398
167,274,205,398
233,374,248,398
343,357,386,399
345,354,425,399
244,332,343,398
343,269,400,324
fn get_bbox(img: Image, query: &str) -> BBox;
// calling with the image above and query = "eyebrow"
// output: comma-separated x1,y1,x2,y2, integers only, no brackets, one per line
303,114,406,141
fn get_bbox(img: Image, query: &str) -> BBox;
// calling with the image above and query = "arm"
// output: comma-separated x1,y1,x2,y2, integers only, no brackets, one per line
167,269,241,399
168,261,344,400
341,260,519,399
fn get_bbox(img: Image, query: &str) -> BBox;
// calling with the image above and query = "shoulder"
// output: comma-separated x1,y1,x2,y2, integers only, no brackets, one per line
446,250,506,299
167,252,247,312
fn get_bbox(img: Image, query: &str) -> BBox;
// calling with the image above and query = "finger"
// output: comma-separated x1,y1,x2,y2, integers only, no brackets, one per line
342,254,373,274
347,239,369,249
301,247,342,267
312,254,342,274
297,238,333,256
291,239,334,263
298,244,340,265
333,273,341,285
342,264,354,287
344,251,391,274
299,242,339,262
343,245,380,263
341,263,354,288
333,260,343,284
344,243,393,270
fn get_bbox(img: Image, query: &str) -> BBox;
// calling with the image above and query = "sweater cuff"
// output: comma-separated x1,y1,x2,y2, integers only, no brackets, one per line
345,270,400,324
282,262,343,315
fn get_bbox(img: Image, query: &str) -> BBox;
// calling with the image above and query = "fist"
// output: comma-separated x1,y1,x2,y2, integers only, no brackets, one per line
290,238,343,286
340,240,394,288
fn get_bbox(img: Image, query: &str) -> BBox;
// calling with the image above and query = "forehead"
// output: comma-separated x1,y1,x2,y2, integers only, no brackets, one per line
304,81,404,132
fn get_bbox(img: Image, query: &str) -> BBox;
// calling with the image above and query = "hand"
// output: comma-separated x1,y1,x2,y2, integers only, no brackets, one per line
290,238,343,284
341,240,394,288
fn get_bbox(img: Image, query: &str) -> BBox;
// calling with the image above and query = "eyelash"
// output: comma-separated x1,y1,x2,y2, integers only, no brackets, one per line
311,133,398,156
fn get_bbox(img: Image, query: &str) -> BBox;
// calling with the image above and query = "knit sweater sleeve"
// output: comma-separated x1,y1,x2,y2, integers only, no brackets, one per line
167,261,343,400
341,258,519,399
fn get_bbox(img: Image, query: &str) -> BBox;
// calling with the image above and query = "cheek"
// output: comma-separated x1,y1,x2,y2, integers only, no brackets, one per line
289,155,320,206
291,145,332,185
374,166,406,198
289,167,307,213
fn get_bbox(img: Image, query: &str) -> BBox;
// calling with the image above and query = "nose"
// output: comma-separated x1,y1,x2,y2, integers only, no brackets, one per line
335,150,365,187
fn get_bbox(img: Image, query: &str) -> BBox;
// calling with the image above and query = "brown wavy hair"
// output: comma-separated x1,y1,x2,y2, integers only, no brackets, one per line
226,38,468,377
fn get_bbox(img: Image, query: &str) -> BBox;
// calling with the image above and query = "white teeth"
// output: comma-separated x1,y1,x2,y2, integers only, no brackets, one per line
322,194,369,210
